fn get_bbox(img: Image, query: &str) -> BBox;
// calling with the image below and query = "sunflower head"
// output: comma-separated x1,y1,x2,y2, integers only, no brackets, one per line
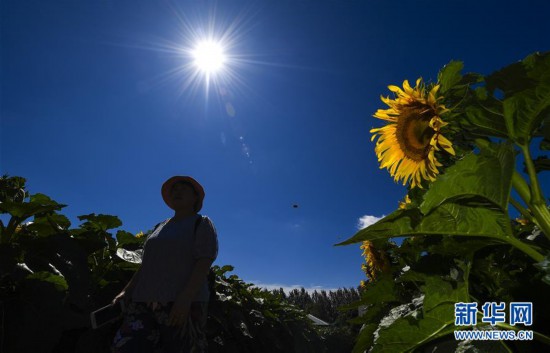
360,240,390,282
370,78,455,188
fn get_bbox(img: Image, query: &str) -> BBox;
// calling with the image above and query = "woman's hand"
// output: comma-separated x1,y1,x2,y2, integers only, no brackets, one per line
168,294,192,337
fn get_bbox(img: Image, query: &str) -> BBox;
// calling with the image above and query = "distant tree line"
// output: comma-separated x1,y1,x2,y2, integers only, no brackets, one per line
272,287,361,324
270,286,363,353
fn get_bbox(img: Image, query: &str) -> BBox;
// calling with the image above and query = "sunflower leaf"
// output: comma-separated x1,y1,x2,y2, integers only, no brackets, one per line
77,213,122,231
369,274,469,353
0,197,65,219
352,323,380,353
336,202,513,246
464,101,509,138
352,274,399,307
26,271,69,292
116,230,142,247
487,51,550,145
420,142,515,215
438,61,464,94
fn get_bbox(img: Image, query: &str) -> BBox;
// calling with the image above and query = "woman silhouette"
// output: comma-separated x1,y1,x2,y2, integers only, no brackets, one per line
111,176,218,353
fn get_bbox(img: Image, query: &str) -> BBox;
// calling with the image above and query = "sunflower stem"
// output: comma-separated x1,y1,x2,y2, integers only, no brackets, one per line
517,144,550,240
512,170,531,204
519,143,545,205
509,197,537,224
501,235,544,262
512,171,550,241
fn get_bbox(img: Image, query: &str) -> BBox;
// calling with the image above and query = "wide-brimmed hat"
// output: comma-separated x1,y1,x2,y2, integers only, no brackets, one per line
161,176,205,211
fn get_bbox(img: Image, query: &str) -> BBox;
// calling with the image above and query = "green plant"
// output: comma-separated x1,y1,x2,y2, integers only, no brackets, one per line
206,265,326,353
0,175,144,353
339,52,550,353
0,176,325,352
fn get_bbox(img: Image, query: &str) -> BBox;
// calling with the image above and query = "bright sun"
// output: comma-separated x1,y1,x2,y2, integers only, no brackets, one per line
192,40,226,73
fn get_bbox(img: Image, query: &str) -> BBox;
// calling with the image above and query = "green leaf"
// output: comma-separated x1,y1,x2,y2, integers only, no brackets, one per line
47,213,71,229
422,275,469,311
27,214,71,237
371,302,454,353
464,103,509,138
29,193,63,206
370,276,469,353
398,269,430,283
503,88,550,145
425,237,500,257
352,323,379,353
70,229,108,254
77,213,122,231
26,221,58,237
26,271,68,291
0,199,65,219
0,175,27,203
115,230,141,246
348,274,398,308
337,203,513,246
216,265,235,275
420,142,515,214
438,61,464,93
487,52,548,96
487,52,550,144
474,86,488,100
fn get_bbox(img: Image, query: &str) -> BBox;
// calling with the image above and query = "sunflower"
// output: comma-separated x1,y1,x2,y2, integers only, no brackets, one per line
370,78,455,188
360,240,390,282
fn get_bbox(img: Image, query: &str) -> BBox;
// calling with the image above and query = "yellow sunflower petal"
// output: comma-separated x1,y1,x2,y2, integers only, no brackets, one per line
402,80,414,94
437,134,455,155
371,78,454,188
428,84,440,103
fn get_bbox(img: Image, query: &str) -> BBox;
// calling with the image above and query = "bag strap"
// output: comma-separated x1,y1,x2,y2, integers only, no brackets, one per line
151,218,170,234
193,214,204,239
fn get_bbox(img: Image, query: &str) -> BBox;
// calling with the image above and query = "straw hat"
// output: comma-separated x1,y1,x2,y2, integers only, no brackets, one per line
161,176,205,211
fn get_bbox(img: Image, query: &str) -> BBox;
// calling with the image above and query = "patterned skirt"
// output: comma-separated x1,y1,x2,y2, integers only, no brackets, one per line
111,301,208,353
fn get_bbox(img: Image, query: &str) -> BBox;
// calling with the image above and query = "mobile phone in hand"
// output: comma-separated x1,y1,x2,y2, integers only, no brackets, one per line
90,300,125,329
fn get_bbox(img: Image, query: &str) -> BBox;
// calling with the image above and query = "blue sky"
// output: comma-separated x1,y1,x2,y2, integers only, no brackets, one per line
2,0,549,292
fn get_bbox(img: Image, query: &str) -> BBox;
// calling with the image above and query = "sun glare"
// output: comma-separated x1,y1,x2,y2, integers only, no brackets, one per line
192,40,226,73
145,8,261,98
